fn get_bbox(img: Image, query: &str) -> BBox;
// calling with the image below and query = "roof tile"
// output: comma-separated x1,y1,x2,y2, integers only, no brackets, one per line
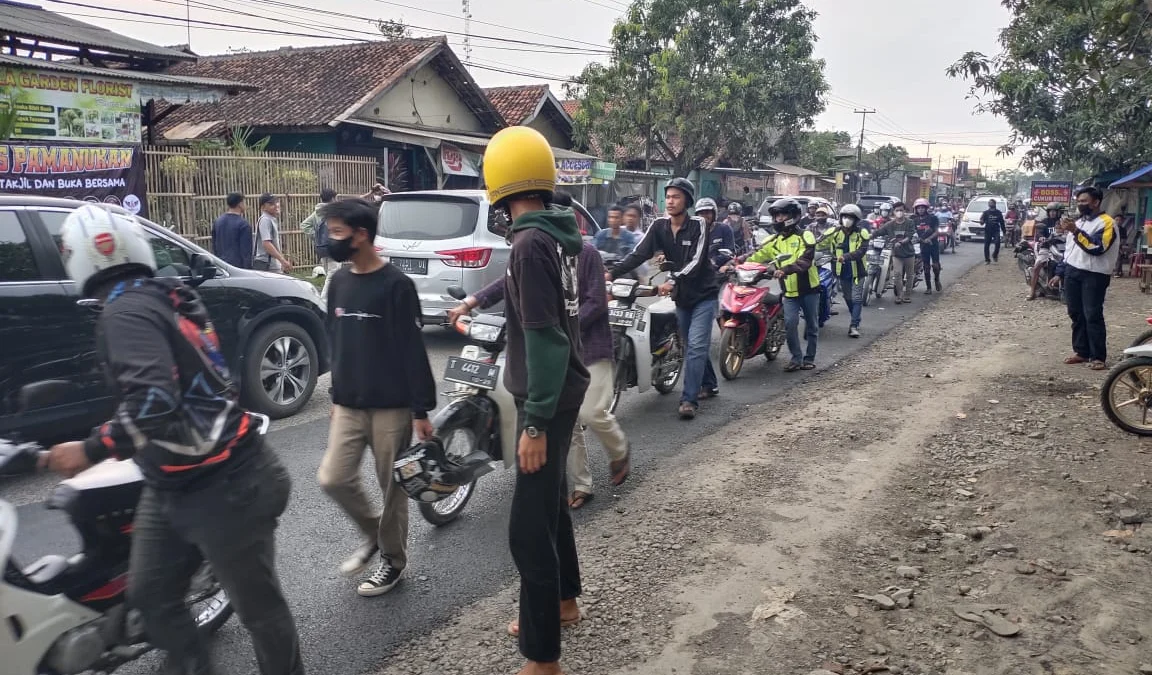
483,84,549,125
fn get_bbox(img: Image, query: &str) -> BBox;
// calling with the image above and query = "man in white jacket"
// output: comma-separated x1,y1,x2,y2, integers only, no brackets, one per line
1058,186,1119,371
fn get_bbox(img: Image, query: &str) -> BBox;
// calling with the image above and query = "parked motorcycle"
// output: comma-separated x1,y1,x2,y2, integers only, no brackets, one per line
1,381,237,675
716,255,787,380
1130,316,1152,351
1015,237,1065,301
863,235,890,306
1102,339,1152,436
607,269,684,412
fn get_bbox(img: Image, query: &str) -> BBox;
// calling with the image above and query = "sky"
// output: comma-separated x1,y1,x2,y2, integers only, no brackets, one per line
47,0,1023,173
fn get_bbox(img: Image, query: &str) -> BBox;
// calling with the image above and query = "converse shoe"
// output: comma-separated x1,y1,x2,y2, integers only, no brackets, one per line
358,558,402,597
339,541,379,577
848,326,860,338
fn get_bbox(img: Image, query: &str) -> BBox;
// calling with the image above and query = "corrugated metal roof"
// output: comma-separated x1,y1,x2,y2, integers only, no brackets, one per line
0,0,194,61
0,53,252,92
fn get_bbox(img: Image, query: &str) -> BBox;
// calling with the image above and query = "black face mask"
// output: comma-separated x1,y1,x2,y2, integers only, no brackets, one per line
328,236,358,262
1077,204,1094,217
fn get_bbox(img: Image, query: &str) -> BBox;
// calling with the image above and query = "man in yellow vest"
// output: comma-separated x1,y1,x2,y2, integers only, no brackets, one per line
731,198,821,371
825,204,871,338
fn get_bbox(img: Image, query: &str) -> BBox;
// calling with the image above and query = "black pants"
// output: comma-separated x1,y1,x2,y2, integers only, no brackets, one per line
130,444,303,675
920,245,941,271
509,406,582,663
1065,266,1111,362
984,233,1001,262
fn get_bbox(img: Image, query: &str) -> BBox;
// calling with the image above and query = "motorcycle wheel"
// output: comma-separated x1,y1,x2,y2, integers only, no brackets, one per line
652,330,684,394
1101,356,1152,436
188,563,233,636
610,341,633,413
763,314,785,361
863,273,875,306
418,427,478,526
719,326,746,380
1129,328,1152,352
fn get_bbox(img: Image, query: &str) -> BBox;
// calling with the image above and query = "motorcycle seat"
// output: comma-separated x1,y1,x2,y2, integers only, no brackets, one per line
763,292,782,306
22,554,70,585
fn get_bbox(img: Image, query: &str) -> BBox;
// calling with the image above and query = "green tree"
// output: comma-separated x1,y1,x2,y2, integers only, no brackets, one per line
789,130,853,174
861,144,909,193
568,0,828,176
947,0,1152,175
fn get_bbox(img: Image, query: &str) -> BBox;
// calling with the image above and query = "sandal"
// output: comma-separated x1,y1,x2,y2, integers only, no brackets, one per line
784,362,802,372
801,362,816,370
609,449,631,487
1064,355,1087,364
507,613,581,637
1089,360,1107,371
569,491,594,510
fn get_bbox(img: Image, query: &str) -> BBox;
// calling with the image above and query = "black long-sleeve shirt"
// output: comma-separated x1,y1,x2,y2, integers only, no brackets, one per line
609,215,719,308
211,212,253,269
325,264,436,417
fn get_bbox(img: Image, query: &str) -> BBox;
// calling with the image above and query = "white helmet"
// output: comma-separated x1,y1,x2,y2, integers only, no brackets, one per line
695,197,718,214
839,204,864,220
60,204,157,297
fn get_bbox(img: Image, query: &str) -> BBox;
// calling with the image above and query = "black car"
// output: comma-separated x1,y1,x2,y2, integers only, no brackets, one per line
0,197,329,445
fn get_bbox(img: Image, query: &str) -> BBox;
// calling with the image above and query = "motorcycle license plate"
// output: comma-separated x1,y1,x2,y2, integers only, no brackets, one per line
443,356,500,390
608,307,638,327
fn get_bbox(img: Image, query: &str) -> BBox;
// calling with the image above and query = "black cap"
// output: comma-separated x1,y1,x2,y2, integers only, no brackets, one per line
258,193,278,207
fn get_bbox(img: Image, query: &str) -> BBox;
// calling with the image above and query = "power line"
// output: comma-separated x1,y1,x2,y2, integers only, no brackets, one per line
865,129,1025,148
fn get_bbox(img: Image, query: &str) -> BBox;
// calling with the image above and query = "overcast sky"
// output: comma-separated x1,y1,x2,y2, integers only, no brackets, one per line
52,0,1022,172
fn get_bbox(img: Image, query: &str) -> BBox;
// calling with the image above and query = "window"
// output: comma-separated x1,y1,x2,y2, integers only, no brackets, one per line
378,197,480,241
37,209,191,278
0,212,40,282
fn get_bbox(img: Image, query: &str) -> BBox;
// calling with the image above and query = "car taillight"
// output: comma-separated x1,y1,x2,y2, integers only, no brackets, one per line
437,247,492,268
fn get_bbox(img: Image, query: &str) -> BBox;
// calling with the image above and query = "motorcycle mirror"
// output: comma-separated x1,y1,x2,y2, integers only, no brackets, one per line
659,261,675,272
19,380,72,411
718,249,733,258
446,286,467,301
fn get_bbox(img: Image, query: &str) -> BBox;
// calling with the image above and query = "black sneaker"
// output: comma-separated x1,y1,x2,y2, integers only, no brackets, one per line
358,559,402,597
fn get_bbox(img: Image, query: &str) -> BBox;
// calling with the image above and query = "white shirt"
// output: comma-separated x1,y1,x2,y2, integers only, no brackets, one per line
1063,212,1119,276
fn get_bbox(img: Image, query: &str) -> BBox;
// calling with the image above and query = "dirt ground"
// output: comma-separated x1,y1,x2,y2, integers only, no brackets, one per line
374,258,1152,675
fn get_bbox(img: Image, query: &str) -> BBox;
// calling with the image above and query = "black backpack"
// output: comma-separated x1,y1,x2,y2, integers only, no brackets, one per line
313,217,329,259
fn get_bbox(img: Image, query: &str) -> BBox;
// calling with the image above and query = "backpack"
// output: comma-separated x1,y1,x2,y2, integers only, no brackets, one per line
313,216,329,259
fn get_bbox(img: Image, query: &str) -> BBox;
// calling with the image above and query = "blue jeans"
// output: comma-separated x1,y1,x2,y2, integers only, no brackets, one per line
839,270,864,328
676,298,718,406
783,293,820,364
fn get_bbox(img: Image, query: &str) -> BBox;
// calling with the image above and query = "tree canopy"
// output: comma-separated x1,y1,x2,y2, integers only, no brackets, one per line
948,0,1152,175
568,0,828,176
861,144,909,193
788,130,853,174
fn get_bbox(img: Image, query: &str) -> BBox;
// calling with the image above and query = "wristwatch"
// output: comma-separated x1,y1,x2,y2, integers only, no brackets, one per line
524,425,545,439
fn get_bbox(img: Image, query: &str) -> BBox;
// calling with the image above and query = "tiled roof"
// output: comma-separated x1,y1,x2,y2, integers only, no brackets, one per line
560,99,579,117
158,39,444,134
483,84,549,125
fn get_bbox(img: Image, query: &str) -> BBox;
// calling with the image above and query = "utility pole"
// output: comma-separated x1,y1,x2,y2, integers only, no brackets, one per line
185,0,192,46
853,108,875,199
461,0,472,64
924,140,935,158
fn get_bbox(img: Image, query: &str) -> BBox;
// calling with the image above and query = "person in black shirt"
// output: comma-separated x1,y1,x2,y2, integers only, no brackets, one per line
980,199,1006,264
210,192,253,268
319,198,436,598
911,198,942,293
610,177,720,419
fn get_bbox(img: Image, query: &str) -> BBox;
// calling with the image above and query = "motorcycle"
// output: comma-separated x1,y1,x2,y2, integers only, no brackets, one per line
1016,237,1065,302
1,380,237,675
814,248,838,328
1130,316,1152,351
864,235,892,305
937,217,957,253
1102,339,1152,436
607,267,684,412
716,254,787,380
415,287,515,525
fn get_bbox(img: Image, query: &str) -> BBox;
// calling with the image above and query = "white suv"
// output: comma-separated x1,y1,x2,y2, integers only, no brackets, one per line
957,195,1008,242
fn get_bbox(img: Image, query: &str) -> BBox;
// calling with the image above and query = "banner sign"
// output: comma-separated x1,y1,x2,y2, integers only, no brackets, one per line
907,157,932,169
440,143,479,177
556,158,593,185
1029,180,1073,205
0,67,142,144
0,142,147,215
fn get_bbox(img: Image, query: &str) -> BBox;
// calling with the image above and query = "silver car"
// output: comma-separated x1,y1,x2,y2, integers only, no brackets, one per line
360,190,600,325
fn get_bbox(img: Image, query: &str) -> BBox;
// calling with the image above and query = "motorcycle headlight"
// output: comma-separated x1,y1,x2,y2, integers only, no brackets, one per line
469,322,502,343
735,269,759,285
611,282,635,299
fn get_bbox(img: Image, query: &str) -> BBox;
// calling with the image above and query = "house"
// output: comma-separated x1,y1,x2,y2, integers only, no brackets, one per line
484,84,574,149
156,38,506,190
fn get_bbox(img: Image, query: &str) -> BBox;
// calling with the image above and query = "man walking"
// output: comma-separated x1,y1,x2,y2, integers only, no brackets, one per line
1058,186,1119,370
253,193,292,273
876,201,918,304
828,204,870,337
482,126,589,675
980,198,1006,264
318,198,437,596
211,192,253,268
300,187,338,274
912,198,942,294
610,178,720,419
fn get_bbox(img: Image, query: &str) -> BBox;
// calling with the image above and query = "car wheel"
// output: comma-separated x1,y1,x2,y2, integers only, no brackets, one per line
243,321,319,419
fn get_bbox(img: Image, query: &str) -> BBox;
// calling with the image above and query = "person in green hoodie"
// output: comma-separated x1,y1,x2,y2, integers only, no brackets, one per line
300,188,338,274
483,126,590,675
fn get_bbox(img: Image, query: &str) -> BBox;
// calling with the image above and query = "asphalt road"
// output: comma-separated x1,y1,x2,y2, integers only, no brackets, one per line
3,242,988,675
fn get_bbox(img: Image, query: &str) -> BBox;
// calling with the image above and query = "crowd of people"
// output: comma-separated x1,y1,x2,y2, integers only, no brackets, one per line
35,120,1126,675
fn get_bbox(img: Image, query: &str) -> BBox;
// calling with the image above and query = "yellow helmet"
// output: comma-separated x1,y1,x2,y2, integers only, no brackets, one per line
483,126,556,205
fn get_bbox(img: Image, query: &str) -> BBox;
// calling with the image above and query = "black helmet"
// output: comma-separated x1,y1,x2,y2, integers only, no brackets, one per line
767,197,803,223
665,177,695,206
1044,201,1065,213
393,437,489,504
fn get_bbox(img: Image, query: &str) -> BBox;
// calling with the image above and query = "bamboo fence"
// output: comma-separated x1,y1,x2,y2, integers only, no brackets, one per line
143,146,377,265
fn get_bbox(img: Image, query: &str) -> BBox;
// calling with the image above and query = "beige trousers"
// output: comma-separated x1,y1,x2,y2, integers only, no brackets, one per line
892,256,916,300
568,359,629,494
317,405,411,569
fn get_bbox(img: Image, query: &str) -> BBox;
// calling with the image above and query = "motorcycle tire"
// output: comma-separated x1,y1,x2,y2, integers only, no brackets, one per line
763,314,785,361
719,326,746,380
610,341,633,413
1101,356,1152,436
652,330,683,395
418,427,479,526
1129,328,1152,352
188,562,233,637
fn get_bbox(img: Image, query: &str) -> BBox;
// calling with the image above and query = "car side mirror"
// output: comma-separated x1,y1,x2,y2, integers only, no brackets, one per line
446,285,467,301
20,380,72,411
188,253,218,287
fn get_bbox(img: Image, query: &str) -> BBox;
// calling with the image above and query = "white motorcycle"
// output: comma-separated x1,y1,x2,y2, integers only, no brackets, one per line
864,235,891,306
1102,342,1152,437
0,382,250,675
607,271,684,413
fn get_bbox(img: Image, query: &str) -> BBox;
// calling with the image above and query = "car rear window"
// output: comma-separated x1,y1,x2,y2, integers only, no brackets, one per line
378,197,480,241
967,199,997,213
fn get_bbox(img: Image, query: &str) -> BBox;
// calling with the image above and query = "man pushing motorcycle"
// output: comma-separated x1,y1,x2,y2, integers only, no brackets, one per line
1027,202,1067,301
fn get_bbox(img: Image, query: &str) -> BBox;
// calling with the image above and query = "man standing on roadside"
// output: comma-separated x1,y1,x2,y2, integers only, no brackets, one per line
482,126,589,675
593,205,638,258
301,187,338,274
980,199,1006,264
610,178,720,419
876,201,918,304
1058,187,1119,371
318,198,437,597
253,193,292,273
211,192,253,268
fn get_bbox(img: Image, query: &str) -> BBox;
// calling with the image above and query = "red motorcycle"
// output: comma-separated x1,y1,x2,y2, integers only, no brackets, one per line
716,261,787,380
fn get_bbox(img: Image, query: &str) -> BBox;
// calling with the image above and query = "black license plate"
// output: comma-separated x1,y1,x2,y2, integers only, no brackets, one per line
608,307,637,327
444,356,500,390
391,257,428,275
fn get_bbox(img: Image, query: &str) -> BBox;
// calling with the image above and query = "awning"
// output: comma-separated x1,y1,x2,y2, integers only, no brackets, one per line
1109,162,1152,188
345,118,491,150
